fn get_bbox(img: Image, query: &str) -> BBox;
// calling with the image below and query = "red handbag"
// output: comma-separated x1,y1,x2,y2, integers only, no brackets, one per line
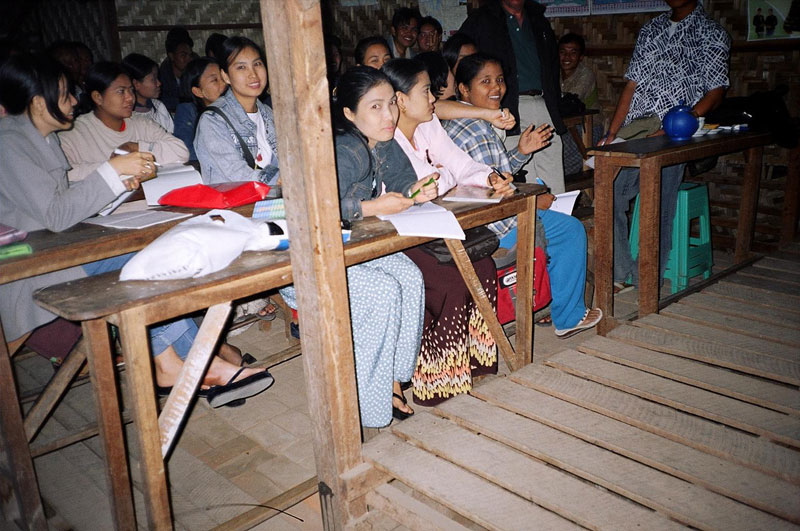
158,181,271,208
496,246,551,325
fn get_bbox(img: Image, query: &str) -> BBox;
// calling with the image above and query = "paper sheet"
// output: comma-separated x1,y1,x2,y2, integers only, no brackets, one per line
378,203,465,239
550,190,580,216
442,186,502,204
97,191,134,216
585,136,625,169
84,210,192,230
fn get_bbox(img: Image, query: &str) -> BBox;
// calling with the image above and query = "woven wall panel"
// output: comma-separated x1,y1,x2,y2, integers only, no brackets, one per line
115,0,260,26
21,0,111,61
325,0,418,55
118,28,265,63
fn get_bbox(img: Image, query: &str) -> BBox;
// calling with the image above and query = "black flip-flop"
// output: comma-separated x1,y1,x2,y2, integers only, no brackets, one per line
392,392,414,421
206,368,275,408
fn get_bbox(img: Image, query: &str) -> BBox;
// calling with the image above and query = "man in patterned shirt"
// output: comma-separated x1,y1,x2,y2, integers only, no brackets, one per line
601,0,730,289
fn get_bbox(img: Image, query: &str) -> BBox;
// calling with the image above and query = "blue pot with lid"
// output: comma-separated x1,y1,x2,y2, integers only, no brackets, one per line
662,101,699,141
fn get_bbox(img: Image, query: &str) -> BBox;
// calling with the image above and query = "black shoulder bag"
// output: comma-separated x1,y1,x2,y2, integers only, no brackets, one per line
202,107,256,168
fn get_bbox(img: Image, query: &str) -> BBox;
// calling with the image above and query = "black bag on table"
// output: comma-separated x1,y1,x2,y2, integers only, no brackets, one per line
420,226,500,264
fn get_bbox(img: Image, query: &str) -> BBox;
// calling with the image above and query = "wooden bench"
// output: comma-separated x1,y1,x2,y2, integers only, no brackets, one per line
33,185,543,528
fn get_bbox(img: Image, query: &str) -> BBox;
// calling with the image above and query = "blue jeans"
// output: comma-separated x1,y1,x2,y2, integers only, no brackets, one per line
539,209,588,329
613,164,685,286
82,254,197,359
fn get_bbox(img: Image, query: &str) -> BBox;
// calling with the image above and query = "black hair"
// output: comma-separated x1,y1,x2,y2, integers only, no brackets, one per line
73,41,93,61
165,26,194,54
0,53,71,123
180,57,219,110
205,33,227,59
218,36,266,73
391,7,421,29
419,16,443,36
455,53,503,100
381,58,426,95
558,33,586,55
442,33,477,72
77,61,128,114
354,36,391,65
332,66,392,136
332,66,393,176
121,53,158,82
414,52,449,98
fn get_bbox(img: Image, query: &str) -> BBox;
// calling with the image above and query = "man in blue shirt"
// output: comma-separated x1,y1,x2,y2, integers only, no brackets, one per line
602,0,730,289
460,0,566,193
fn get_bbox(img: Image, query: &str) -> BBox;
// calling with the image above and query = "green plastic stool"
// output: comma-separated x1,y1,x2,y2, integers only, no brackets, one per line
629,182,713,294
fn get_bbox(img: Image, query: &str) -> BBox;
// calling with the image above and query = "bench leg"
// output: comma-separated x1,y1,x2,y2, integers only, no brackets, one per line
84,318,136,530
159,303,231,458
119,310,171,530
0,320,46,530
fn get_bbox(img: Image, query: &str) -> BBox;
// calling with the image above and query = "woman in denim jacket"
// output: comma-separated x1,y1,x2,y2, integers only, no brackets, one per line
194,37,280,184
282,67,438,427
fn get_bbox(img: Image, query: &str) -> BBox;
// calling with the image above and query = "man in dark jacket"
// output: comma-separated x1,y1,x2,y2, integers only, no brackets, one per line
459,0,566,192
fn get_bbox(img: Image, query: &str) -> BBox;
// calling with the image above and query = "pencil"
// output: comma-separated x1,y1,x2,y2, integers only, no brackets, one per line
409,176,436,199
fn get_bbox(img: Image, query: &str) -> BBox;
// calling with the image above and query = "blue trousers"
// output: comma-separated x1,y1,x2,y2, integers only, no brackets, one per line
613,164,685,286
539,209,588,329
82,254,197,359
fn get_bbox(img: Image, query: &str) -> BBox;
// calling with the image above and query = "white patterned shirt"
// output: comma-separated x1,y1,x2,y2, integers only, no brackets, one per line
624,5,730,125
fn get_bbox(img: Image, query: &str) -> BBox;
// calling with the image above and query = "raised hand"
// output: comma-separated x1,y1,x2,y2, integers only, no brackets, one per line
518,123,553,155
486,107,516,130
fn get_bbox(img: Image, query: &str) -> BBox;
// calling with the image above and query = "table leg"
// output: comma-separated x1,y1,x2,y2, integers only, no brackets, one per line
445,239,519,371
735,146,763,262
638,158,662,317
780,146,800,246
0,321,46,530
84,318,136,530
582,115,594,169
594,160,620,335
514,195,536,366
119,309,172,530
780,146,800,245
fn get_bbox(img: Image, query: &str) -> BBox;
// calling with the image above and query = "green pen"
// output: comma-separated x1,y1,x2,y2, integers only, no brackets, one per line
0,243,32,260
409,176,436,199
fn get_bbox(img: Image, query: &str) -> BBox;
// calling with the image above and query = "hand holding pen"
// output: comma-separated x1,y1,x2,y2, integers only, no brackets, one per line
487,167,516,198
409,172,439,203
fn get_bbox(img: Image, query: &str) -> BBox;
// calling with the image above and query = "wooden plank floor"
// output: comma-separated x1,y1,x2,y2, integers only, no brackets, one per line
363,252,800,530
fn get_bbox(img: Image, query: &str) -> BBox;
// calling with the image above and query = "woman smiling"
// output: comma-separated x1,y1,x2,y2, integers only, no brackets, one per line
194,37,279,184
59,61,188,183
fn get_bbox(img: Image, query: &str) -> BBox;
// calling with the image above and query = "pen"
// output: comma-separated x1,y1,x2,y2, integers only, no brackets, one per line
113,148,161,166
491,167,517,192
409,176,436,199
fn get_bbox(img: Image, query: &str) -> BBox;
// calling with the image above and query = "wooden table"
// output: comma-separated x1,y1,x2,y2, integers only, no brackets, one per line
588,130,772,335
0,205,247,530
33,185,543,529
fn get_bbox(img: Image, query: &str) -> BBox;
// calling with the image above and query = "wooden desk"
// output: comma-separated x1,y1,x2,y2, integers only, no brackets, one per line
0,205,247,529
588,130,772,335
34,185,543,529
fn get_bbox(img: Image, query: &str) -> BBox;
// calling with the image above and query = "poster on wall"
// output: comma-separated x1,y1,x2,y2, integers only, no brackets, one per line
590,0,669,15
747,0,800,40
419,0,469,39
541,0,591,18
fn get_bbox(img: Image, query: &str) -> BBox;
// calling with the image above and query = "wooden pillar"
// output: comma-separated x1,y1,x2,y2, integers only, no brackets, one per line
99,0,122,61
735,146,763,263
259,1,364,528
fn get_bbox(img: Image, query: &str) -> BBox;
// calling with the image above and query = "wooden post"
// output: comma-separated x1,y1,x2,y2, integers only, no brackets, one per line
0,321,47,530
637,158,661,316
514,195,537,365
735,145,763,262
259,1,364,528
594,161,620,335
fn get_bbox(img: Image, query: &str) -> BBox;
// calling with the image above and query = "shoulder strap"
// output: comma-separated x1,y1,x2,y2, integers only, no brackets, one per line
202,107,256,169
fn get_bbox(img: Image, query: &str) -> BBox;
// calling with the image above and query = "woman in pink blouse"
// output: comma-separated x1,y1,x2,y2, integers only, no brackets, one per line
382,58,512,407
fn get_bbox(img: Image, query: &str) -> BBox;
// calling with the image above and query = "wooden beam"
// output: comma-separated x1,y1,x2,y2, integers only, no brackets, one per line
259,0,364,527
98,0,121,62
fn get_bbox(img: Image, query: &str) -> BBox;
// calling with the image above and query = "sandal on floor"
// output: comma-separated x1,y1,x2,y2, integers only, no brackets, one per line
392,392,414,421
613,281,634,294
206,368,275,408
554,308,603,339
256,300,278,322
